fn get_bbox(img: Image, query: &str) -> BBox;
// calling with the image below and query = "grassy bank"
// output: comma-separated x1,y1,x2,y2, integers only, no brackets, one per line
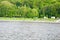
0,17,57,22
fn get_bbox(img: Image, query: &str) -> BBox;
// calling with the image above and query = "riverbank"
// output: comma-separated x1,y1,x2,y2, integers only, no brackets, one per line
0,17,59,23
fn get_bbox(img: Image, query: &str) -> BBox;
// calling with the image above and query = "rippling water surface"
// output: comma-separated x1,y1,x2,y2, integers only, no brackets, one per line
0,21,60,40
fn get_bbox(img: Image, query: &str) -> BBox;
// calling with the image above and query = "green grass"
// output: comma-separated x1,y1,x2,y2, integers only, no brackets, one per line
0,17,57,22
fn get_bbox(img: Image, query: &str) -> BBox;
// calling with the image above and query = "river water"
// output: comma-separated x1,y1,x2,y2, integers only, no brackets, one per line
0,21,60,40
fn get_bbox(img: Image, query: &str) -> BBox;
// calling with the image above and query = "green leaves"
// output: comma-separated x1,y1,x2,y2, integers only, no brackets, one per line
0,1,16,17
0,0,60,18
26,8,39,18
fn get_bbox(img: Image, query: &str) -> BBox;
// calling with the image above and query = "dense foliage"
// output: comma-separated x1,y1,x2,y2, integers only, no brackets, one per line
0,0,60,18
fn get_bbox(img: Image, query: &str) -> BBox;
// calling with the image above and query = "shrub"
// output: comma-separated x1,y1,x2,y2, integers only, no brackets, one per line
26,8,39,18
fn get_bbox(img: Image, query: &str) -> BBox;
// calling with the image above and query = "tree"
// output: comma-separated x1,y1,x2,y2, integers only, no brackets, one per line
20,5,30,17
26,8,39,18
0,1,17,17
54,3,60,18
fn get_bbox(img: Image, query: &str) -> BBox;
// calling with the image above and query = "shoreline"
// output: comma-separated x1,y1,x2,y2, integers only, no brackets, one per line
0,20,60,23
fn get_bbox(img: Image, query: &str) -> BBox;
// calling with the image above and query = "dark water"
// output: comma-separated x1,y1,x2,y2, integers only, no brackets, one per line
0,21,60,40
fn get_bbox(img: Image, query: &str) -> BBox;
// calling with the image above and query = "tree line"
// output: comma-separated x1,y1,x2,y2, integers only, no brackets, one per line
0,0,60,18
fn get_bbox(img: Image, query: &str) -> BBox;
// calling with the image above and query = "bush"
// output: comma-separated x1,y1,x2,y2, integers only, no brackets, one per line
0,1,17,17
26,8,39,18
